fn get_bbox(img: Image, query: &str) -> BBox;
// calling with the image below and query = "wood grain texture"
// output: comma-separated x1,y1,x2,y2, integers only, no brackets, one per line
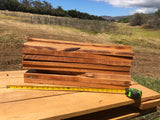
24,72,131,86
24,78,127,89
23,66,130,75
80,73,131,81
23,46,132,63
28,38,132,50
22,61,130,72
0,70,73,103
63,105,140,120
139,98,160,110
25,39,134,57
0,71,160,120
109,113,140,120
23,54,131,67
26,70,131,81
22,38,133,90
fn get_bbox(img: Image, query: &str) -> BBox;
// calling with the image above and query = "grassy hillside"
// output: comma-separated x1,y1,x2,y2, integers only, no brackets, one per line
0,10,160,53
0,10,160,77
109,23,160,53
0,10,113,33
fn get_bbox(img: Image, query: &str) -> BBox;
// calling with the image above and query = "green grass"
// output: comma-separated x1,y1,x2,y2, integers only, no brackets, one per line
131,76,160,119
130,111,160,120
0,27,6,32
0,33,24,44
132,76,160,93
108,23,160,53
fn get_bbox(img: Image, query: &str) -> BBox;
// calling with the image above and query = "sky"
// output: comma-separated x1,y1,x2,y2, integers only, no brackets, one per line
45,0,160,17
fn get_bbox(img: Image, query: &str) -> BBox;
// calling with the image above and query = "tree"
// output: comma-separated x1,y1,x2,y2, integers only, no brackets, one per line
2,0,20,11
32,0,43,8
0,0,5,10
21,0,32,7
43,1,52,9
67,10,79,18
118,18,130,23
145,10,160,29
55,6,66,17
155,9,160,17
0,0,105,21
130,13,147,26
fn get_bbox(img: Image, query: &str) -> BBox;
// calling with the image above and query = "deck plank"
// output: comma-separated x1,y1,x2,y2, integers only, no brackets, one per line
0,71,160,120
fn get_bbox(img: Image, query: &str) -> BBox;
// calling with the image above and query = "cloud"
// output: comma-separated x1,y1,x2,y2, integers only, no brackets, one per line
94,0,160,14
130,8,158,14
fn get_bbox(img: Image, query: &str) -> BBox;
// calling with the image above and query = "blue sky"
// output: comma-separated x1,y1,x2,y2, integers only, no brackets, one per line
45,0,160,17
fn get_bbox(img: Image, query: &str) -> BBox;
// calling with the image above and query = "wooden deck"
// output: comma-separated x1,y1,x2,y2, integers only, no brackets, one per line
0,70,160,120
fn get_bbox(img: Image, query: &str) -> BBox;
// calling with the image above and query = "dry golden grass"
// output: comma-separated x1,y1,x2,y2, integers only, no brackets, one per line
0,18,112,44
0,10,114,33
0,17,112,71
108,23,160,53
0,10,160,54
0,11,160,75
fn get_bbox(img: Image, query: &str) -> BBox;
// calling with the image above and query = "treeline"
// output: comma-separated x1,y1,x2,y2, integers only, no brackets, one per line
0,0,104,20
119,9,160,29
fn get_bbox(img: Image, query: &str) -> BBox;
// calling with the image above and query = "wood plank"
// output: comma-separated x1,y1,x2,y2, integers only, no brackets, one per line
22,54,132,67
29,69,85,75
0,70,73,103
24,42,134,58
130,83,160,102
0,70,26,79
22,61,130,72
24,78,127,89
64,105,140,120
1,84,160,120
23,46,132,63
0,88,73,104
109,113,139,120
1,71,160,120
0,91,133,120
25,41,133,54
24,72,131,86
28,38,132,51
80,73,131,81
139,98,160,110
23,66,130,75
26,70,131,81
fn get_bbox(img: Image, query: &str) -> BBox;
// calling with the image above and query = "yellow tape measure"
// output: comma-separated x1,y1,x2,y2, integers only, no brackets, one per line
7,85,126,93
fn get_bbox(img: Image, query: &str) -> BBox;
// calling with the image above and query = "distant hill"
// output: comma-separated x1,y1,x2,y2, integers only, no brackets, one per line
101,15,131,21
0,0,104,21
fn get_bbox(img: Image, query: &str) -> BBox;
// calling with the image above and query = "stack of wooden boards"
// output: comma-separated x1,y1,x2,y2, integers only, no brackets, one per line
1,70,160,120
22,38,134,89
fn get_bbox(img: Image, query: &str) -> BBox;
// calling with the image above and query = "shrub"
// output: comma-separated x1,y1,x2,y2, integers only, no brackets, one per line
155,9,160,17
130,13,147,26
145,9,160,29
118,17,130,23
145,17,160,29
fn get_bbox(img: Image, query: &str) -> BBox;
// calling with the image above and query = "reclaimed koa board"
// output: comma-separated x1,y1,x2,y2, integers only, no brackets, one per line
23,38,134,89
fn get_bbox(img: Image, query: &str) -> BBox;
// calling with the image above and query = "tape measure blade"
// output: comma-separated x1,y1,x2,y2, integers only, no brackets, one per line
6,85,126,93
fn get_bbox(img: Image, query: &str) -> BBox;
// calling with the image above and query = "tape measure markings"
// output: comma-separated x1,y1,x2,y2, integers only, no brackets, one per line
7,85,142,99
7,85,126,93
